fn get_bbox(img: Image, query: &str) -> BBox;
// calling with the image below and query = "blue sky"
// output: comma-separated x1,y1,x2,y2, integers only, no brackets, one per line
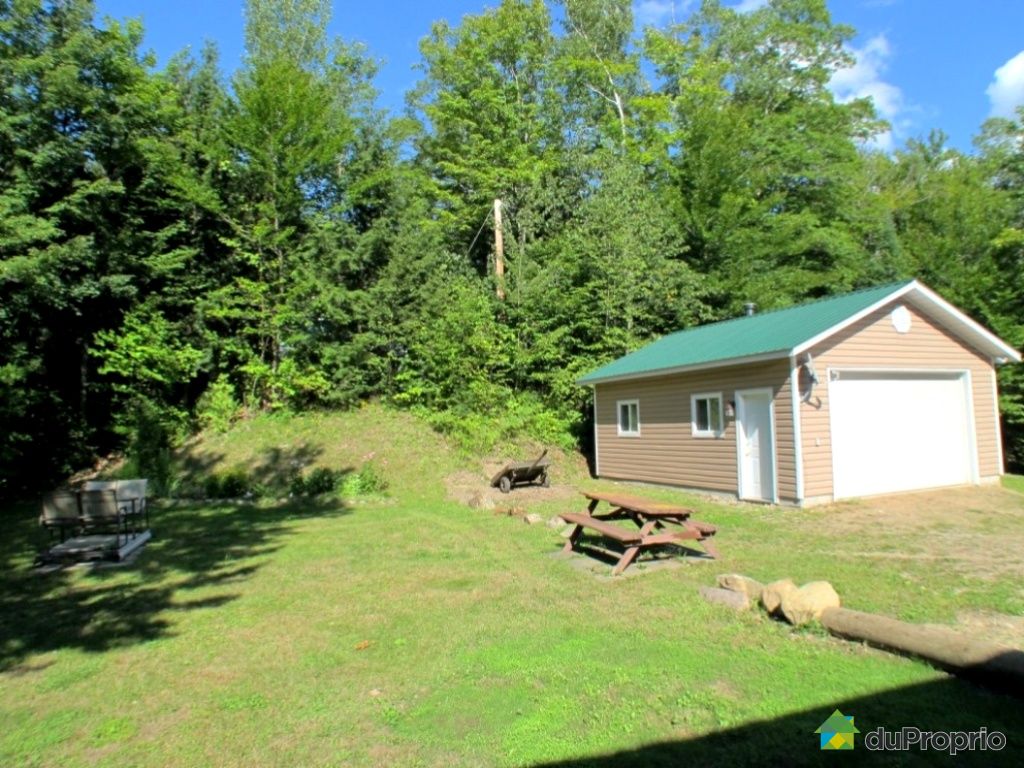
93,0,1024,153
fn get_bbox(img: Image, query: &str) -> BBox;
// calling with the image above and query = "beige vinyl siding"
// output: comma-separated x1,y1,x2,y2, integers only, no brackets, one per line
595,360,797,502
800,301,1001,499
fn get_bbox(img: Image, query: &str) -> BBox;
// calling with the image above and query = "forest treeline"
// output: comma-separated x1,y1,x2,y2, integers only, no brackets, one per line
2,0,1023,495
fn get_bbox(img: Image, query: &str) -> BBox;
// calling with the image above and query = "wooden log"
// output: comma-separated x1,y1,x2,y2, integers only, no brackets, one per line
820,607,1024,697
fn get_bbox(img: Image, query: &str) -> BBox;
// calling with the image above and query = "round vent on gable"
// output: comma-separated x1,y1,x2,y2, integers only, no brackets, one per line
891,305,912,334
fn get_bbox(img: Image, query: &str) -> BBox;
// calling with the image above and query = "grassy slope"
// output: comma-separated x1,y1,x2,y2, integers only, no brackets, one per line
2,406,1022,767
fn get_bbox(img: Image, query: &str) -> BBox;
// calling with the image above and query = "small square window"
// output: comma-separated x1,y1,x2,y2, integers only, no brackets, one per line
691,393,723,437
617,399,639,436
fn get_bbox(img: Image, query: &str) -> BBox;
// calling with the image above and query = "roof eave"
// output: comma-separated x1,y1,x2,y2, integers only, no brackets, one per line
791,281,917,357
790,280,1022,363
577,350,791,387
909,282,1021,363
578,279,1021,389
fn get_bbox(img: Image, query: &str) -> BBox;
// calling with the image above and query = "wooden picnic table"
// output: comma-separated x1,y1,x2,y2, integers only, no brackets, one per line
582,491,695,519
560,491,719,575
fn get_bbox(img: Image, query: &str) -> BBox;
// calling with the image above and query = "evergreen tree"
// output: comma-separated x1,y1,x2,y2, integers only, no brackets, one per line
0,0,206,490
214,0,384,407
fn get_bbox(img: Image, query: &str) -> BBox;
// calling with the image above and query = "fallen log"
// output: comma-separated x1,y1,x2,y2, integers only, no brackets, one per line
820,607,1024,697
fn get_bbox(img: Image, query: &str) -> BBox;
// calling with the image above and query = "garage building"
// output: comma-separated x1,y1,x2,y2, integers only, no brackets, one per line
578,280,1021,505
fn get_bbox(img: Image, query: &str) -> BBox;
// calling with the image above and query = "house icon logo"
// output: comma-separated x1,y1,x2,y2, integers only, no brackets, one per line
816,709,860,750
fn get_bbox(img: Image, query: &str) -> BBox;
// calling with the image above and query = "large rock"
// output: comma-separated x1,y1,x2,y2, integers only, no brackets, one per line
699,586,750,611
717,574,765,601
780,581,841,626
761,578,798,616
523,513,545,525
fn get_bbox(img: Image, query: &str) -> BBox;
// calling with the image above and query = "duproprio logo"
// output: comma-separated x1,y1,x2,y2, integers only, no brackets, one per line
816,710,860,750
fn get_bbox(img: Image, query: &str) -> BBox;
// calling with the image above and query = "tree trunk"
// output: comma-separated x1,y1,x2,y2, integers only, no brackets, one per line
820,607,1024,697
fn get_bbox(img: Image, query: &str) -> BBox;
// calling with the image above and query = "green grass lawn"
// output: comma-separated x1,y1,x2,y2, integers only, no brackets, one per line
2,407,1022,767
1003,473,1024,496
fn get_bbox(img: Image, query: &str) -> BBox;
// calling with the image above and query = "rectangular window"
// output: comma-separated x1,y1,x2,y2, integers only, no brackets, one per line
617,399,639,436
691,393,724,437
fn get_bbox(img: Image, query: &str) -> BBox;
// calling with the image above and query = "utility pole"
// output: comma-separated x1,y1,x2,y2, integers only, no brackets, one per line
493,198,505,300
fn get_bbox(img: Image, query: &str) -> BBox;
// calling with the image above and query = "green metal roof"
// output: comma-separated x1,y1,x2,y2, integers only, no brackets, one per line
578,281,914,385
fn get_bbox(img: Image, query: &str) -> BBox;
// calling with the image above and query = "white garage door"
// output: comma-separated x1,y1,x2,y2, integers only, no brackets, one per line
830,371,976,500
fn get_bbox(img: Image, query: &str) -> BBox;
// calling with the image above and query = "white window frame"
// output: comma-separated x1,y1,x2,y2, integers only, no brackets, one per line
691,392,725,438
616,399,640,437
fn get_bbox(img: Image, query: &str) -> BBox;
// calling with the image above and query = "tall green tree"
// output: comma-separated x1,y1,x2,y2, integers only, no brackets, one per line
643,0,897,313
975,109,1024,469
410,0,561,273
0,0,208,490
555,0,639,150
213,0,384,407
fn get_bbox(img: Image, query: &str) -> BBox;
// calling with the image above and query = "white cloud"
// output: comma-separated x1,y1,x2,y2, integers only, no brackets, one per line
987,51,1024,119
635,1,692,27
830,35,908,151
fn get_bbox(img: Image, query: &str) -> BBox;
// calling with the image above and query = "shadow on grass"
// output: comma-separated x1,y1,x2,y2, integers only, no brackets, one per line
174,442,326,497
532,674,1022,767
569,538,713,573
0,480,353,672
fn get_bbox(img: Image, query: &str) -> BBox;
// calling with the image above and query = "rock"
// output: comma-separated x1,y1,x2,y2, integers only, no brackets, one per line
523,513,544,525
780,581,841,626
467,490,494,510
761,578,798,616
699,586,750,611
717,574,765,601
547,516,565,529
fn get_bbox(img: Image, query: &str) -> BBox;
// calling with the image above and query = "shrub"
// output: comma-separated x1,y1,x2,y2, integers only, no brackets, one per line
122,398,173,496
204,467,255,499
342,461,389,496
290,467,341,497
419,391,578,455
196,377,239,434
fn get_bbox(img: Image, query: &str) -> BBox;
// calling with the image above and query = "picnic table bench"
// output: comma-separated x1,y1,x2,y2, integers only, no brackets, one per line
560,491,719,575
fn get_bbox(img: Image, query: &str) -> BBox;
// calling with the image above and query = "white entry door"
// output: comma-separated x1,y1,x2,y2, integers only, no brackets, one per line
830,371,975,499
736,389,775,502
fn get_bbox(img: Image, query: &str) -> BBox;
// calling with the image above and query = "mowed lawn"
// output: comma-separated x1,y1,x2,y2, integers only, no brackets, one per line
2,408,1023,767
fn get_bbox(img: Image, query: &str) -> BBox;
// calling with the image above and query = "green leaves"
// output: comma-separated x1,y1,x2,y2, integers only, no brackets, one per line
3,0,1024,490
92,306,203,391
643,0,895,313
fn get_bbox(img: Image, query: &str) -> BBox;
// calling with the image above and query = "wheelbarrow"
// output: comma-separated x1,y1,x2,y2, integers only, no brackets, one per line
489,449,551,494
